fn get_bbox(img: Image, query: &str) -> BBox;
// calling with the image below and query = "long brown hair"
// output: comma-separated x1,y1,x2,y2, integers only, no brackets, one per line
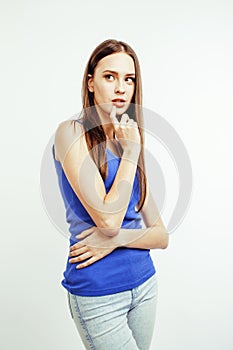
77,39,146,212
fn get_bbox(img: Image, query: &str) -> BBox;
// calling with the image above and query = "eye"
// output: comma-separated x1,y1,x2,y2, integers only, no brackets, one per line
104,74,114,81
126,77,135,84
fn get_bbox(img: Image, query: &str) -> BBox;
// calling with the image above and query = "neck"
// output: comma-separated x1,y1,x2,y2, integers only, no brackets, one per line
104,125,115,140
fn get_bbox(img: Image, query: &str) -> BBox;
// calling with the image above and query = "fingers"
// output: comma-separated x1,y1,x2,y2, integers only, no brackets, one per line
69,243,114,268
120,113,129,124
69,250,92,264
109,106,118,125
110,106,136,127
127,118,136,125
120,113,137,126
76,227,93,240
75,249,114,269
76,256,98,269
69,245,88,257
70,241,85,251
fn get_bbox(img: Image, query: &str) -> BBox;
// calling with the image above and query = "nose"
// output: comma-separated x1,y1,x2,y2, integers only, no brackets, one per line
114,79,125,94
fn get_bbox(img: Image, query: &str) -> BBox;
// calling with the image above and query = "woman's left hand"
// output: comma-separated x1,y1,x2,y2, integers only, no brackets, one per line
69,226,118,269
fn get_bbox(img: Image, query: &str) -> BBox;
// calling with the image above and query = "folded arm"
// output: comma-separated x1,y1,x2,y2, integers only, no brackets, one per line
69,180,168,269
123,178,169,249
76,177,169,250
54,118,140,236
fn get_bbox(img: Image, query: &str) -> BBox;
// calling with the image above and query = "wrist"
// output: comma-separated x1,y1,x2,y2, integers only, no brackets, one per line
122,146,141,160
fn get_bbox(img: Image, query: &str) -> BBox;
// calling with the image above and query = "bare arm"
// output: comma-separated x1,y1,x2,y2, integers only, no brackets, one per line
76,178,169,250
122,178,169,249
69,179,169,269
54,107,141,236
112,219,168,250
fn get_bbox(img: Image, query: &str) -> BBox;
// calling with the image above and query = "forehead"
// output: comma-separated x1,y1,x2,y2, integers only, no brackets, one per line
95,52,135,73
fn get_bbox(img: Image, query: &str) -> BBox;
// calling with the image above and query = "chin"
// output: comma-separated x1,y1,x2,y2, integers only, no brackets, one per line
115,108,124,115
116,105,130,115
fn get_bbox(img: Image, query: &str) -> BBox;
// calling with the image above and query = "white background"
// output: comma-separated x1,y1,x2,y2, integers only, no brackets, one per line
1,0,233,349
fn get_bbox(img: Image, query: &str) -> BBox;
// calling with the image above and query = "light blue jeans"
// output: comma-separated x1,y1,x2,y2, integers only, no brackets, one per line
67,274,158,350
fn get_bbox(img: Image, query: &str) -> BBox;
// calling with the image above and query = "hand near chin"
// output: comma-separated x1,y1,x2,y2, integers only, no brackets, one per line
69,226,118,269
110,106,141,152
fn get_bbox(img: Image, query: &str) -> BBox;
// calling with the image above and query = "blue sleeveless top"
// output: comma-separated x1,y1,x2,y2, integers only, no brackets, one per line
52,120,155,296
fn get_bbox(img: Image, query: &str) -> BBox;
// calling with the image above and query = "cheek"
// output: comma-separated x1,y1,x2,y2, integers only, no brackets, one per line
94,84,110,100
127,85,135,98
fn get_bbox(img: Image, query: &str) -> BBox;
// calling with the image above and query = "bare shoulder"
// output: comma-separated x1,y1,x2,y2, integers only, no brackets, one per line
55,119,83,140
54,119,85,163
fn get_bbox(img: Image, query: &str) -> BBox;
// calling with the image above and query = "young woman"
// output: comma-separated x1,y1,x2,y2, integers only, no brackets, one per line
52,39,168,350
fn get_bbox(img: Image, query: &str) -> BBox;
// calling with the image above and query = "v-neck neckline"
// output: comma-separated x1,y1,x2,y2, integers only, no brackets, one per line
106,147,120,159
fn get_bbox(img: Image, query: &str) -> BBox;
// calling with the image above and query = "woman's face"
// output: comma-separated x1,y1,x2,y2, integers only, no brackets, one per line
88,52,135,119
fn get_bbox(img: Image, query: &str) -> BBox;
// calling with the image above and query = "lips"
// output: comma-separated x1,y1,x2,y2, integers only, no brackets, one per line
112,98,126,107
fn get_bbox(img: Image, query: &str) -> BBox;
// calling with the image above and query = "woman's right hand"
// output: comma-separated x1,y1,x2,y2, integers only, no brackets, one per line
110,106,141,153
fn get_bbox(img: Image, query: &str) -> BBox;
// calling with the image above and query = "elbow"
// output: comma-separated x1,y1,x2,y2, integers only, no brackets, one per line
98,217,121,237
161,230,169,249
99,227,120,237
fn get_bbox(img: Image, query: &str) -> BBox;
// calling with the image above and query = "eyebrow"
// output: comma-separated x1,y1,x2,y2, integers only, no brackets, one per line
102,70,135,76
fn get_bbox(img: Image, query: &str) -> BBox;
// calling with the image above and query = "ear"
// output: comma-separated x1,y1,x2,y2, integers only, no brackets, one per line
87,74,94,93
